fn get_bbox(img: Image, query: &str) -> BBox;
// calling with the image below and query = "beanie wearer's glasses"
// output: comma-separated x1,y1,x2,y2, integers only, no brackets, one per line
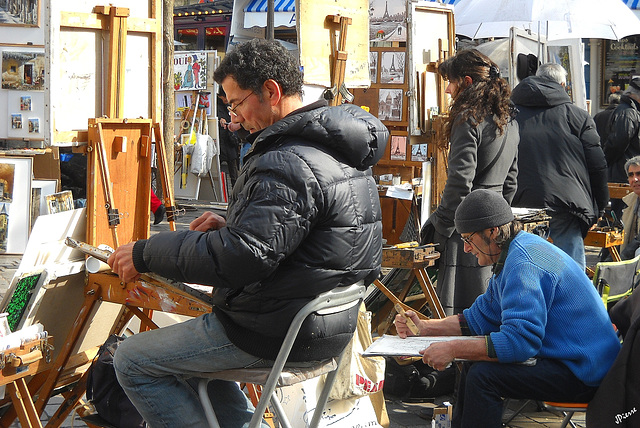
461,231,477,245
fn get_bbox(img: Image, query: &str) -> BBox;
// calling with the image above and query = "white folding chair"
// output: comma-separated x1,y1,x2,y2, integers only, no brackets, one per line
197,282,366,428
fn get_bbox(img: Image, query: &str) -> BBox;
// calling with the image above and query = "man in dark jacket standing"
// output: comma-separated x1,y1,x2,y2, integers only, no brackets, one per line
593,92,621,146
604,76,640,219
511,63,608,270
107,38,389,427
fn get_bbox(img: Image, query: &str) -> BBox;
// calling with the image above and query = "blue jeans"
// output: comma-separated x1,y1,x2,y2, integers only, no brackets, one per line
549,213,586,271
452,360,598,428
113,313,272,428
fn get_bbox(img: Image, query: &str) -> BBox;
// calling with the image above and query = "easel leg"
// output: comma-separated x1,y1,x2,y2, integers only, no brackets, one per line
44,371,90,428
416,267,445,319
8,378,43,428
153,123,178,231
34,285,100,415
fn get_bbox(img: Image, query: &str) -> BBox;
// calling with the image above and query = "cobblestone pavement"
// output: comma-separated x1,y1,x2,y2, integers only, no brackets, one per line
0,201,593,427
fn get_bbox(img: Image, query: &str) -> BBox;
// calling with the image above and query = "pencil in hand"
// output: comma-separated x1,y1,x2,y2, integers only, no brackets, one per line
394,303,420,335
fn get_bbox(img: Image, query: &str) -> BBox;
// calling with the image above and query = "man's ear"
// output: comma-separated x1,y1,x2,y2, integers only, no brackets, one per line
463,75,473,87
263,79,282,106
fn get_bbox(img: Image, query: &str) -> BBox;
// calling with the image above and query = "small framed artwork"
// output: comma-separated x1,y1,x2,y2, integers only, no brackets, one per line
0,0,40,26
173,51,207,91
411,144,429,162
369,51,379,84
378,89,403,122
20,95,32,111
28,118,39,133
46,191,74,215
2,51,45,90
380,51,406,84
390,135,407,161
0,157,33,254
11,114,22,129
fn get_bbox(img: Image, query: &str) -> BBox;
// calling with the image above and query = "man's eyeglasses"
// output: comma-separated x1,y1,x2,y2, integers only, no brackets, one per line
227,91,254,117
461,231,477,245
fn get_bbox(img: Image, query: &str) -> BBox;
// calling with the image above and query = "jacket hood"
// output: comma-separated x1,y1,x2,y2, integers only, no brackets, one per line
511,75,572,108
254,103,389,170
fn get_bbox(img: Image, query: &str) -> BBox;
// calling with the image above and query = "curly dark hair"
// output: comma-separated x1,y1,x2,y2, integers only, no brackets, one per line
438,49,513,140
213,38,303,99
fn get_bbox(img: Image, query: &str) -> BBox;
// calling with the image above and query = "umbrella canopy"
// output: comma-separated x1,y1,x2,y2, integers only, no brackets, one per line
455,0,640,40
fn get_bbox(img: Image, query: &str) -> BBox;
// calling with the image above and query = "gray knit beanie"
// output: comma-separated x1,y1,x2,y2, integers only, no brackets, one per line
455,189,514,234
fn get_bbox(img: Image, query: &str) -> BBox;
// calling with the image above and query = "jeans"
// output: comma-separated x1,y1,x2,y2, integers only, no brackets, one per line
113,312,272,428
549,213,586,271
452,360,598,428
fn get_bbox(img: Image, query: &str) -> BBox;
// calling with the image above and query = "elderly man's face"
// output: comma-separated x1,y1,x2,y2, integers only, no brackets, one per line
628,164,640,197
460,228,501,266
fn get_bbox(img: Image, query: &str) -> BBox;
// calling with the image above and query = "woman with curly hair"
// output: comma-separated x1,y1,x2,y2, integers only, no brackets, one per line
420,49,519,315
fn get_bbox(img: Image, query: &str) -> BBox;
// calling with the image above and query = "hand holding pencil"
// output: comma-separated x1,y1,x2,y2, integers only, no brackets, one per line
394,304,422,337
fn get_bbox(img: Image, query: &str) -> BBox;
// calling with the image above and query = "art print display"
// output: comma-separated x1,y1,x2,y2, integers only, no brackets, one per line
1,51,45,90
369,0,406,43
390,135,407,161
378,88,403,122
380,51,405,84
10,114,22,129
0,0,39,26
46,191,74,215
28,118,39,133
369,51,379,84
20,95,31,111
411,144,428,162
0,158,32,254
173,51,207,91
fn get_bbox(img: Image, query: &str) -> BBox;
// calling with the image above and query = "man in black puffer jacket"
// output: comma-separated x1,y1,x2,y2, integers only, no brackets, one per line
511,63,608,271
107,38,388,427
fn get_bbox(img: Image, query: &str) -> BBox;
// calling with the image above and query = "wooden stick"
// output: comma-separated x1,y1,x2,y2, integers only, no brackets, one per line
394,303,420,335
95,122,120,248
153,123,177,231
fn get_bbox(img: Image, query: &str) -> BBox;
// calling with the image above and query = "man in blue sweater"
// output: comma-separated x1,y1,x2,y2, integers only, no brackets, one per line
395,189,620,428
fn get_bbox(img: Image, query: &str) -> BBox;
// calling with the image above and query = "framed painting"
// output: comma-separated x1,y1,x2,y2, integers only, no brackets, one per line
369,51,379,84
380,51,405,84
378,88,403,122
390,135,407,161
0,157,32,254
0,0,39,27
173,51,207,91
1,51,45,90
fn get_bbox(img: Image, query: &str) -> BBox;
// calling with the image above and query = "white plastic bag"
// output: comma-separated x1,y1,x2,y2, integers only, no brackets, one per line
190,133,217,176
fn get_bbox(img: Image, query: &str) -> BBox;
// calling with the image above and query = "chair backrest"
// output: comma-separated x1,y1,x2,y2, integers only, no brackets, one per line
593,254,640,310
281,282,366,353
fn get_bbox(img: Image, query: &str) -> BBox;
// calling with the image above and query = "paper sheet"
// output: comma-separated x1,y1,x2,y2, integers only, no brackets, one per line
363,334,481,357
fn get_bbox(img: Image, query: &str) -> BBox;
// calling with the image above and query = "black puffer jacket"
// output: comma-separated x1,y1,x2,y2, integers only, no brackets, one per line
511,76,608,233
133,101,388,361
604,95,640,183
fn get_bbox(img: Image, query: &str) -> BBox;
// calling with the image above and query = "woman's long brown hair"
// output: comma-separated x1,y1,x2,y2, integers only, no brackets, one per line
438,49,514,140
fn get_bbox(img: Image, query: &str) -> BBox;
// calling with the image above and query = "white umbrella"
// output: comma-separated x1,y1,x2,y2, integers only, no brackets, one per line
455,0,640,40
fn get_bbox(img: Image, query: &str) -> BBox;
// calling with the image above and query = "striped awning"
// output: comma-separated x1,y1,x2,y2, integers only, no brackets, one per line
244,0,295,13
623,0,640,9
243,0,296,28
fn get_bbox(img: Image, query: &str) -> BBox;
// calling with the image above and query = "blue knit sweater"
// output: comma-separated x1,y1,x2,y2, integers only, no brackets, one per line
463,231,620,386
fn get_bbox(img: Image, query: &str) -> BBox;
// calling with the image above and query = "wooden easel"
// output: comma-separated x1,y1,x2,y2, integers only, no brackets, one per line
373,246,444,336
0,337,53,428
325,14,352,106
0,3,195,425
